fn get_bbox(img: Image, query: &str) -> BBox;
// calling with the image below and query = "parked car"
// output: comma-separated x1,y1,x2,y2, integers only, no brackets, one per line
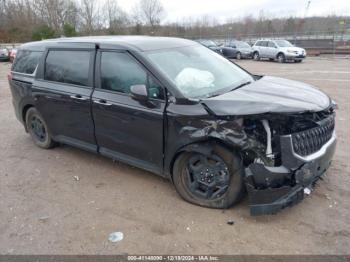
223,40,253,59
252,39,306,63
0,47,10,62
9,48,17,63
9,36,336,215
195,39,223,54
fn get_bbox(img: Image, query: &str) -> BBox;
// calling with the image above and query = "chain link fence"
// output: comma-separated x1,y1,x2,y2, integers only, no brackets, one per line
2,31,350,55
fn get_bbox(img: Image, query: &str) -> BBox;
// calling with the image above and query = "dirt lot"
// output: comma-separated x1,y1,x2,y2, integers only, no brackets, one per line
0,57,350,255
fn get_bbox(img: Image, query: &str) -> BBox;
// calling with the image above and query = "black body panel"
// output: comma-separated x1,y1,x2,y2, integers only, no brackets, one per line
8,36,337,216
9,74,36,124
92,89,165,175
32,80,96,152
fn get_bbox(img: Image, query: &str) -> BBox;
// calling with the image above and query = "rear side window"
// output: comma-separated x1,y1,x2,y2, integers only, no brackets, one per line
100,52,164,99
45,50,91,86
12,50,43,74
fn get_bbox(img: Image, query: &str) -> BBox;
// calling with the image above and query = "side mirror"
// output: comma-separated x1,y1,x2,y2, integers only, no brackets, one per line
130,84,148,101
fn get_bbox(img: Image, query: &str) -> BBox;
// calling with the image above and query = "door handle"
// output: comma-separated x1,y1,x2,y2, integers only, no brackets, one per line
70,94,88,101
93,99,112,106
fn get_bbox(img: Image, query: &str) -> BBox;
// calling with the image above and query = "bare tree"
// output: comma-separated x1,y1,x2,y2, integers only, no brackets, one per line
79,0,103,34
33,0,78,32
104,0,130,34
137,0,164,28
64,0,79,28
1,0,350,43
1,0,40,41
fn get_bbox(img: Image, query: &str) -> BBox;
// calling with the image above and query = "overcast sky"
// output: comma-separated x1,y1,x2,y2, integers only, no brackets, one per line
116,0,350,23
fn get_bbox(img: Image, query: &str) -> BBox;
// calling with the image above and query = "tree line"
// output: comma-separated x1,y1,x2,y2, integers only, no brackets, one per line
0,0,349,43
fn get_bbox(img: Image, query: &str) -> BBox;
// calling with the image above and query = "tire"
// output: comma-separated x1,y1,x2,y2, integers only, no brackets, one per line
173,144,245,209
295,60,302,63
277,53,286,63
236,52,242,60
253,52,260,61
25,107,56,149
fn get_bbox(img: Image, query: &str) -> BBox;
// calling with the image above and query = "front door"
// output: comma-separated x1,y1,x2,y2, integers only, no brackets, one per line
267,41,278,58
258,40,268,58
92,50,166,174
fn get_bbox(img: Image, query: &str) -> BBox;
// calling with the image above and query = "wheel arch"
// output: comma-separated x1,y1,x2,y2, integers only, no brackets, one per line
276,52,285,58
169,138,243,182
253,51,260,60
22,104,35,130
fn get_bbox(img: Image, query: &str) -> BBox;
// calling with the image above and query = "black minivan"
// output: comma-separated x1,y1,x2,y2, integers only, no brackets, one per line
9,36,336,215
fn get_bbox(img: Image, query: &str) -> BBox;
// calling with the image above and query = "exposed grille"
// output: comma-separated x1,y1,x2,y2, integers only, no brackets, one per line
291,115,335,156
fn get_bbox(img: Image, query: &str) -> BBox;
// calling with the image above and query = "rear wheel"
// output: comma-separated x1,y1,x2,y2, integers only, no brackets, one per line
253,52,260,61
236,52,242,60
173,145,245,209
26,108,56,149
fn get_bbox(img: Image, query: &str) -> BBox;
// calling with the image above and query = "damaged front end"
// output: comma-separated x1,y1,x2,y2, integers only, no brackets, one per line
244,108,336,215
168,101,337,215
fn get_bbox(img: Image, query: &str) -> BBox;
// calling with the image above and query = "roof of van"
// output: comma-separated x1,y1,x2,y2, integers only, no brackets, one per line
19,36,198,52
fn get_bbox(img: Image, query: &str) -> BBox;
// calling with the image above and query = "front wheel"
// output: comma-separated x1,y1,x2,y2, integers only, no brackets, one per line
236,52,242,60
253,52,260,61
26,107,56,149
277,53,286,63
173,145,245,209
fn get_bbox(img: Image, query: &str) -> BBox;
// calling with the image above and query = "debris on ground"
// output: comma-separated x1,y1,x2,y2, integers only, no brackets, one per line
304,187,311,195
38,216,50,222
73,176,80,181
227,219,234,225
108,232,124,243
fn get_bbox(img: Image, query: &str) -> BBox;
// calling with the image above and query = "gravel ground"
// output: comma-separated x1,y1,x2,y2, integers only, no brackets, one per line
0,57,349,255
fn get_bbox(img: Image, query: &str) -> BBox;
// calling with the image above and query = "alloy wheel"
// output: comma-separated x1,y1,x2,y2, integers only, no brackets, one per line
183,153,230,200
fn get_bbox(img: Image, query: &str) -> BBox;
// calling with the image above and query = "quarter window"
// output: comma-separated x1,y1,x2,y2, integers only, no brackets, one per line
100,52,164,99
12,50,43,74
45,50,91,86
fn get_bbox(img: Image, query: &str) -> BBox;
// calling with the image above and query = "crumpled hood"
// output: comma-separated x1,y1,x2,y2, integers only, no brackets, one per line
202,76,331,115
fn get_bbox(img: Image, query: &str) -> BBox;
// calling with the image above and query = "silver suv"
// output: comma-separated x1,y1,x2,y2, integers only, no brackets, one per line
252,39,306,63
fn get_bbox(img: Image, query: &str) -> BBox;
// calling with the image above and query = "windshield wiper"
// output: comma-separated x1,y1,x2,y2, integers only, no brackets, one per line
204,81,253,99
230,81,252,91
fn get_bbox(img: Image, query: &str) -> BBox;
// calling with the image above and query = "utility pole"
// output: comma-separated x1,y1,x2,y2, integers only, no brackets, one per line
295,0,311,44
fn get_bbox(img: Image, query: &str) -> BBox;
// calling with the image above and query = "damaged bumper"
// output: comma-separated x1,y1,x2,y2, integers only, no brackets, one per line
245,131,336,216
